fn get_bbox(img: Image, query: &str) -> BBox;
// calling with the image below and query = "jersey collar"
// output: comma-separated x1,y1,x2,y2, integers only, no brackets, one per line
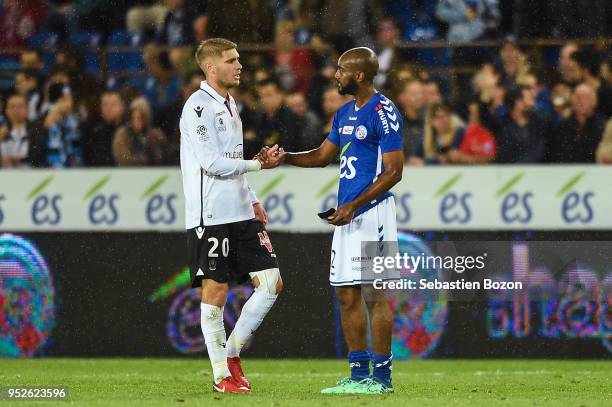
200,81,228,105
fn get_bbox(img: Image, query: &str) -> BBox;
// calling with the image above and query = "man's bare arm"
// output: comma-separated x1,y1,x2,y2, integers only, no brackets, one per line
283,139,339,168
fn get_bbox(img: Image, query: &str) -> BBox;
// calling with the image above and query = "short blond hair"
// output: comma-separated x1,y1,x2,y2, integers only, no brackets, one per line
195,38,237,69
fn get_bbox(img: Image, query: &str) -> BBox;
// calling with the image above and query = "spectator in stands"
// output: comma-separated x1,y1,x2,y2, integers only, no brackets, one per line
547,84,606,163
447,100,496,164
36,83,83,167
397,79,426,164
156,70,204,164
436,0,499,42
285,92,323,150
126,1,168,35
496,37,529,86
273,19,316,94
14,69,44,121
112,97,167,166
423,103,465,164
558,42,579,83
422,79,443,106
321,85,352,141
140,42,181,114
373,17,403,89
596,118,612,164
0,0,48,46
601,55,612,87
0,94,44,168
84,91,125,167
567,49,612,117
493,85,548,163
251,78,304,159
19,48,45,72
516,72,554,120
158,0,207,46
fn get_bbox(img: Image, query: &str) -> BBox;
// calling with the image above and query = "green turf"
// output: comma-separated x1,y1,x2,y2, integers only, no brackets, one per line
0,359,610,406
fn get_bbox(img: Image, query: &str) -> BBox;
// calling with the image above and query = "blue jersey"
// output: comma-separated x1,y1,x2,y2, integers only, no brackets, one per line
327,92,403,217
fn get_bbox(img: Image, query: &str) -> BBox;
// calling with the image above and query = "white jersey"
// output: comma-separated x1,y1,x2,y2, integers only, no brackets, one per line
180,81,259,229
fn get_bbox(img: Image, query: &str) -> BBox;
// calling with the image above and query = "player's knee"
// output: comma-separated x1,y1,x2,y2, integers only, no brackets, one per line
249,268,281,295
336,287,361,310
201,279,229,306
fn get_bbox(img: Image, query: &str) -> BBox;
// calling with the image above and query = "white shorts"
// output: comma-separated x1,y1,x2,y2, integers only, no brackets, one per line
330,197,400,286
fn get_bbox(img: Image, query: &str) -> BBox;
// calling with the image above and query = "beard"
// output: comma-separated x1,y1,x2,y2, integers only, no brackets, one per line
337,77,357,95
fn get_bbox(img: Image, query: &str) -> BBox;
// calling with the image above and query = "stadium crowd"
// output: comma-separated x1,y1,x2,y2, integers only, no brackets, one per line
0,0,611,168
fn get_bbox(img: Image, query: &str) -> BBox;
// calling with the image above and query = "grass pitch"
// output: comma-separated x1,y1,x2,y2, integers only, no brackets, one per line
0,359,610,406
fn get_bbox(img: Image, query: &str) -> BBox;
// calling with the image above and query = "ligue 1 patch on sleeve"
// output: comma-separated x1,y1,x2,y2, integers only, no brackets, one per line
196,125,208,142
356,125,368,140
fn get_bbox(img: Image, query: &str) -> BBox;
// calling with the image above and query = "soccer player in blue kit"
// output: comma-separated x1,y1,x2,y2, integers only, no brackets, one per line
278,47,404,394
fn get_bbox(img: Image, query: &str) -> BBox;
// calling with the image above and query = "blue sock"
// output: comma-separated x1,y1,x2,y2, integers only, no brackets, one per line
348,351,370,380
372,354,392,387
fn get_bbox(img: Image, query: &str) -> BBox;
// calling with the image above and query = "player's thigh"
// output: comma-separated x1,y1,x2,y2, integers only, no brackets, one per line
187,224,233,289
233,219,280,285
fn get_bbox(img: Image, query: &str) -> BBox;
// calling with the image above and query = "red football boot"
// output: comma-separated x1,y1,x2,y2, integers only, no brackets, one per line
212,376,250,393
227,356,251,390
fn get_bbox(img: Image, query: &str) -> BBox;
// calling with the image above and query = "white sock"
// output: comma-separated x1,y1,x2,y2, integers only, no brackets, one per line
227,289,278,358
200,303,230,383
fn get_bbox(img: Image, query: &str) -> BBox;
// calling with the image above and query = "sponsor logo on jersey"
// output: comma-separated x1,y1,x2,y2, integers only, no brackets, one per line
355,125,368,140
208,259,217,271
348,116,358,121
215,111,225,117
379,96,400,132
194,106,203,117
223,143,243,159
376,106,390,135
342,125,355,135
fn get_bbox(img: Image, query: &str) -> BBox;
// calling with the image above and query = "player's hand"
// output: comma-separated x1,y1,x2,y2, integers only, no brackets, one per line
328,203,356,226
253,202,268,228
256,144,286,169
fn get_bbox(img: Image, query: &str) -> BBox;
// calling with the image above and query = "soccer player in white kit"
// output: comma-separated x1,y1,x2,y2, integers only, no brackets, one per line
180,38,284,393
280,47,404,394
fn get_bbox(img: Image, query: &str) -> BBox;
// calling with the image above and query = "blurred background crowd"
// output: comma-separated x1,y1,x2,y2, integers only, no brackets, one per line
0,0,611,168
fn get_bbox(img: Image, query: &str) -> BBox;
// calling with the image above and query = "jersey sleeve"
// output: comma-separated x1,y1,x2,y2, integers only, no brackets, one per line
326,111,341,145
180,105,254,176
374,100,404,153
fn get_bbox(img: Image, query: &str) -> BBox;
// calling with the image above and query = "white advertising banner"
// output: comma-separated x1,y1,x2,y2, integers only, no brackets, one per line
0,165,611,232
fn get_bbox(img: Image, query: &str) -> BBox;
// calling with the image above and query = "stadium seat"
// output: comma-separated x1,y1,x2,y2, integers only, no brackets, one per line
69,31,102,48
108,30,145,47
107,51,145,72
84,51,101,75
0,55,20,71
26,31,59,48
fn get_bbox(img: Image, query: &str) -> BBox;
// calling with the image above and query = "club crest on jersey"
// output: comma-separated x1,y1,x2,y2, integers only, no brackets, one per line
194,106,203,117
355,125,368,140
257,231,274,253
215,116,226,132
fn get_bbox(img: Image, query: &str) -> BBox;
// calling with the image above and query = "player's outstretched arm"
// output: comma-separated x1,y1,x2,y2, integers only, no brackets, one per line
283,139,339,168
328,150,404,226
